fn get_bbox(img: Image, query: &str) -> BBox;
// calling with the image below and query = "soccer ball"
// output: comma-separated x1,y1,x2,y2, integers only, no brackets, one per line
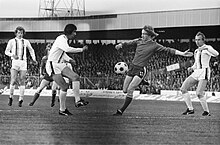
114,62,128,74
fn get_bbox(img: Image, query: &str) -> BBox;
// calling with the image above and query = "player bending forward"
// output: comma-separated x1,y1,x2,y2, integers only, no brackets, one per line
180,32,219,116
46,24,88,116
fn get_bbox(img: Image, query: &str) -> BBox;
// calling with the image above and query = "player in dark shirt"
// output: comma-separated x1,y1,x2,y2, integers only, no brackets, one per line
113,25,193,116
29,44,56,106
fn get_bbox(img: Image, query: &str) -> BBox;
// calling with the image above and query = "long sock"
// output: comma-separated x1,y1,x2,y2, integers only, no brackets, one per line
183,92,193,110
19,85,25,101
199,96,209,112
52,90,56,100
59,90,67,111
31,93,40,104
72,81,80,103
120,97,132,113
9,84,15,98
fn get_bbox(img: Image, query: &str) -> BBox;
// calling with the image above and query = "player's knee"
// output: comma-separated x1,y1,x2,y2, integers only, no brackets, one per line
196,92,204,99
126,90,134,98
60,87,68,92
180,88,187,94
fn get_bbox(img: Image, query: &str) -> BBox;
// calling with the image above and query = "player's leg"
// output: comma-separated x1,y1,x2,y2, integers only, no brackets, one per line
62,67,88,107
29,79,50,106
18,70,27,107
8,69,18,106
114,75,142,116
180,76,197,115
196,79,210,116
52,74,72,116
123,75,133,93
51,81,58,107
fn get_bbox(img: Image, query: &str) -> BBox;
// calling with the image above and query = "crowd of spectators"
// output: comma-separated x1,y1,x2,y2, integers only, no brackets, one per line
0,39,219,94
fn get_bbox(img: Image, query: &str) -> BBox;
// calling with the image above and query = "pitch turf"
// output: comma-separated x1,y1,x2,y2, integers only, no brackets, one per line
0,95,219,145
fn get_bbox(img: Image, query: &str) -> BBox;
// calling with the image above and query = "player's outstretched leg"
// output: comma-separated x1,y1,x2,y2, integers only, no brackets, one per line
29,93,40,106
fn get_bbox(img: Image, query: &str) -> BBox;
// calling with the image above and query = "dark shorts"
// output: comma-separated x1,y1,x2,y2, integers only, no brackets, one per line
127,63,147,79
43,73,53,82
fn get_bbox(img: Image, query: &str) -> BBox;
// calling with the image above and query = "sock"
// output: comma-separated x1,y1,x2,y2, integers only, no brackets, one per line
9,84,15,98
52,90,56,99
199,96,209,112
72,81,80,103
59,90,67,111
31,93,40,104
120,97,132,113
183,92,193,110
19,85,25,101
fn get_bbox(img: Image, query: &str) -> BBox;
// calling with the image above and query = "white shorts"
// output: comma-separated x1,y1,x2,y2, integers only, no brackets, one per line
190,68,210,80
46,61,67,76
11,59,27,71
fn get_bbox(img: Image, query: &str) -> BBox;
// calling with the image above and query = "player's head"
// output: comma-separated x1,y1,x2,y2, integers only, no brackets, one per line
195,32,205,47
142,25,158,40
14,26,25,39
64,24,77,40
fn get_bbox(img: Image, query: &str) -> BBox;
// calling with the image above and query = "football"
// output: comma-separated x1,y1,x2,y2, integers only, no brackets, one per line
114,62,128,74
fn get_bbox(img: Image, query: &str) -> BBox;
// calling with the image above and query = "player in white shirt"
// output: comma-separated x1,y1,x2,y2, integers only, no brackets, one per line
46,24,88,116
180,32,219,116
5,26,37,107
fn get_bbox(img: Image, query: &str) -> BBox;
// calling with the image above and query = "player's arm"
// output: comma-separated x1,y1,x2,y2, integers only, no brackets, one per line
115,38,139,50
58,37,87,53
200,45,219,57
26,40,37,63
5,40,18,59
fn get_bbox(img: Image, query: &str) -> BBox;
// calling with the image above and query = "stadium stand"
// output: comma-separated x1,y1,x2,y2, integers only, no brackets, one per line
0,39,219,94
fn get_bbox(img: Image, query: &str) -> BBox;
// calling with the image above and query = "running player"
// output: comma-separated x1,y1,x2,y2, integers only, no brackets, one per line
46,24,89,116
180,32,219,116
5,26,37,107
113,25,193,116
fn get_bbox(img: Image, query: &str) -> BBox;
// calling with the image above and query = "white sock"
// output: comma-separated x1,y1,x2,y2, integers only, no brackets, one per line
183,92,193,110
9,84,15,98
72,81,80,103
59,90,67,111
199,96,209,112
19,85,25,101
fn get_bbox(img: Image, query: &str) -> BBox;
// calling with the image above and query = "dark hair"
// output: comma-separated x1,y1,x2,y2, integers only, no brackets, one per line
15,26,25,35
196,32,205,40
64,24,77,35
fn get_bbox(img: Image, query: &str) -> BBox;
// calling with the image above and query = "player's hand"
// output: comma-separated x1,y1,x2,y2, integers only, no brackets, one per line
187,67,194,72
82,45,88,51
40,74,44,79
69,59,76,65
33,60,38,65
115,43,122,50
12,54,19,60
182,49,193,57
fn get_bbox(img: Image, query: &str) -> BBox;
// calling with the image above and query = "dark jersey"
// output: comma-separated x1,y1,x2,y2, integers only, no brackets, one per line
122,38,176,67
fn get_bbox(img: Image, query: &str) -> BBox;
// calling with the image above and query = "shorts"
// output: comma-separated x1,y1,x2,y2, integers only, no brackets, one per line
191,68,210,80
127,63,147,79
11,59,27,71
46,61,67,76
43,73,53,82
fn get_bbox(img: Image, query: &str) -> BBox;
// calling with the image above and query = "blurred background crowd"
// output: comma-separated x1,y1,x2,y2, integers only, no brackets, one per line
0,39,219,94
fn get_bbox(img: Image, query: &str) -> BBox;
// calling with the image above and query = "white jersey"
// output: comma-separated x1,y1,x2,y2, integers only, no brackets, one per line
47,34,83,63
191,44,219,70
5,37,36,61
